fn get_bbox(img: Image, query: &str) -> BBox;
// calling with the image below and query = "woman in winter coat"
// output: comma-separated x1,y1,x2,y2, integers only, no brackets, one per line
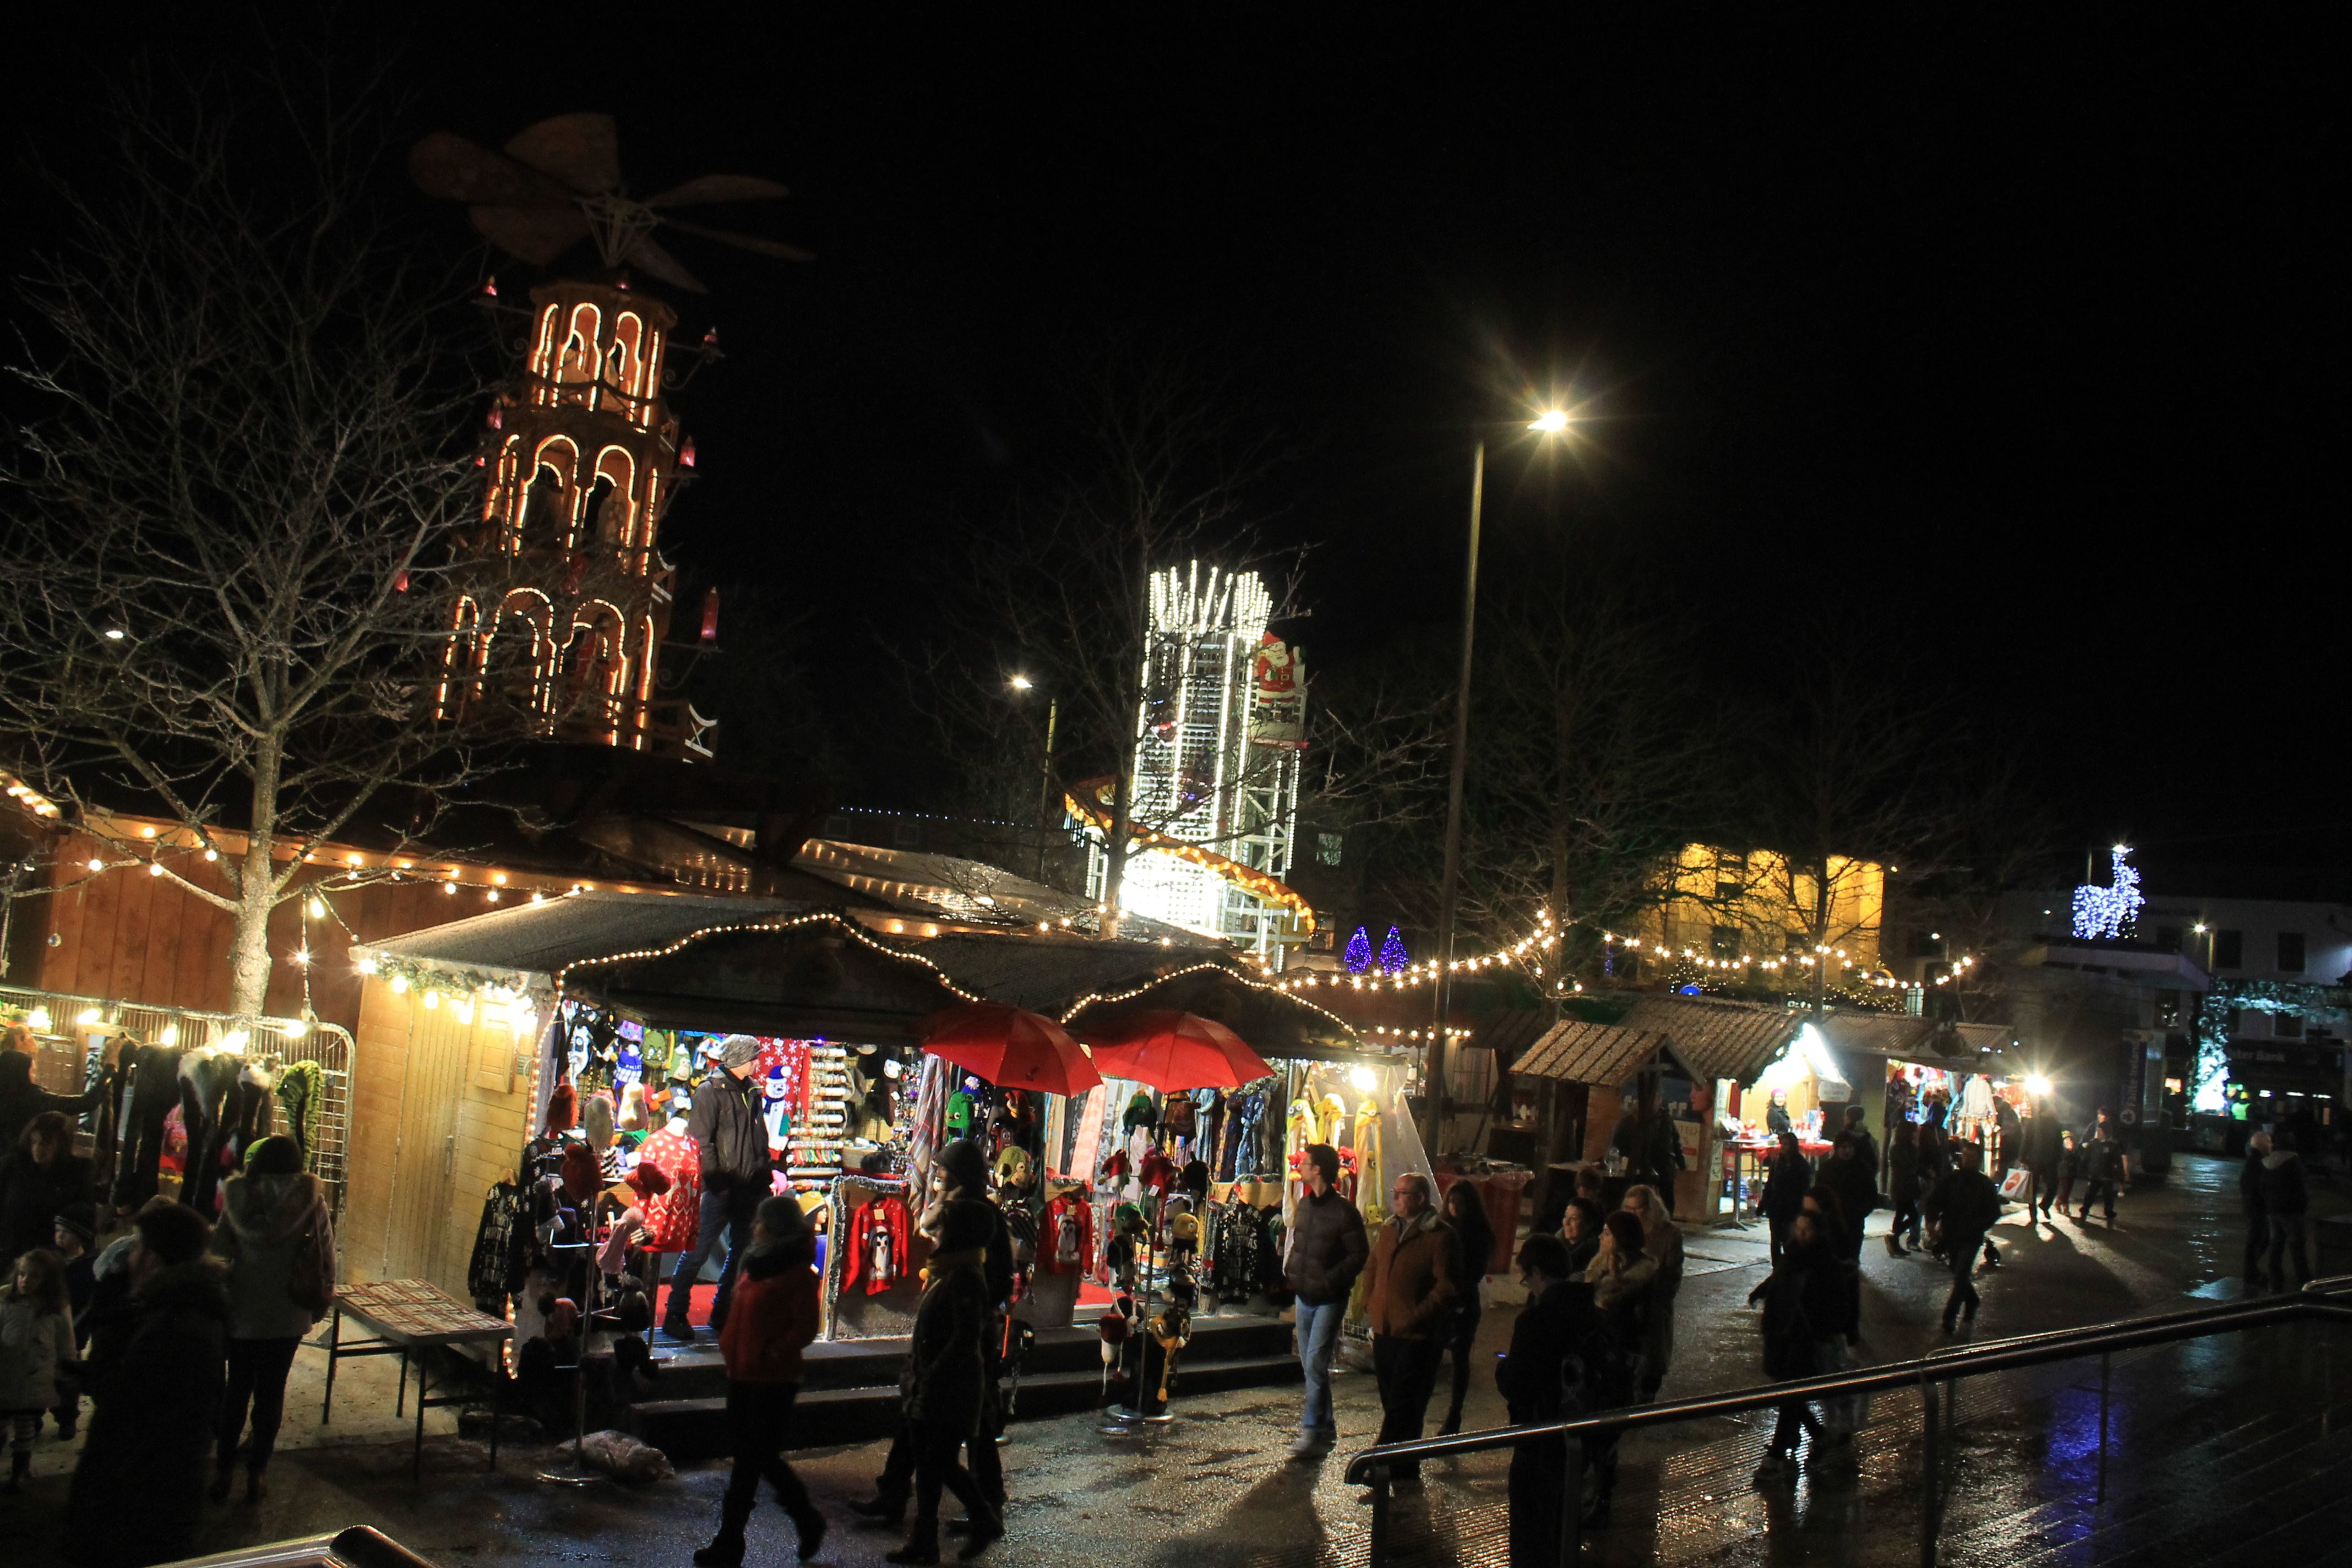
2,1110,96,1266
67,1201,230,1568
1436,1178,1496,1435
0,1051,107,1160
1622,1183,1683,1401
887,1199,1000,1565
209,1136,333,1504
1886,1123,1923,1254
2,1246,74,1490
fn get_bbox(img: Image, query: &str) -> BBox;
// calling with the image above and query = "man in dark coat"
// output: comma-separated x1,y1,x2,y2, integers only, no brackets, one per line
2240,1133,2273,1285
1818,1134,1877,1343
2259,1134,2312,1291
2073,1125,2123,1223
1747,1133,1811,1304
1839,1106,1879,1190
1497,1234,1618,1564
1926,1143,2000,1333
1283,1144,1368,1460
666,1036,774,1339
1754,1213,1842,1484
2020,1103,2065,1221
886,1200,999,1565
66,1201,229,1568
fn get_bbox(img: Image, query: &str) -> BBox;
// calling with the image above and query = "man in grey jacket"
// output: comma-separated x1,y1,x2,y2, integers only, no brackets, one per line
1283,1144,1368,1460
664,1036,773,1339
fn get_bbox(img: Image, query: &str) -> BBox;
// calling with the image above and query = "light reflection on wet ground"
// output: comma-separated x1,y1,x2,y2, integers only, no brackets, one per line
10,1154,2350,1566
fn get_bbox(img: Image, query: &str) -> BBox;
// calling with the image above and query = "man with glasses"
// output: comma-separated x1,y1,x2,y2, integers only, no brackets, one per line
1361,1170,1458,1491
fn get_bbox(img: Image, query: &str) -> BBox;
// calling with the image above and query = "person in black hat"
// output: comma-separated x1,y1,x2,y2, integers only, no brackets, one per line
885,1199,1002,1564
48,1201,98,1439
665,1036,774,1340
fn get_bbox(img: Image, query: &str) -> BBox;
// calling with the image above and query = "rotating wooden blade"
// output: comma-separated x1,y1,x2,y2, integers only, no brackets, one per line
411,133,575,207
503,113,622,194
660,217,814,263
645,173,792,208
620,233,707,293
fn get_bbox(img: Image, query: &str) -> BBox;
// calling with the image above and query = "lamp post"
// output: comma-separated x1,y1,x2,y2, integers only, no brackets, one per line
1424,408,1574,1159
1011,675,1058,880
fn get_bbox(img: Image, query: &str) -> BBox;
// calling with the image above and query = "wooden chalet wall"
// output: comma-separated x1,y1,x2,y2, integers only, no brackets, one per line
4,826,552,1036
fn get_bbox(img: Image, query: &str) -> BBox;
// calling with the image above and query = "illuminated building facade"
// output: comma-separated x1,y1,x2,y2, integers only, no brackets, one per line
436,280,715,759
1087,563,1309,960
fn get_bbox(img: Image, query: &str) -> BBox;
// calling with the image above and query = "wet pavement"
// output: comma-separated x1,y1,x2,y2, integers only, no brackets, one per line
12,1152,2352,1566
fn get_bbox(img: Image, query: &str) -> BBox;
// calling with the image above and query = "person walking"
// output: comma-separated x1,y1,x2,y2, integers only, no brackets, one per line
1363,1172,1456,1490
2050,1131,2081,1218
2259,1132,2313,1291
851,1140,1014,1528
1819,1134,1875,1341
208,1135,333,1505
2020,1103,2064,1222
1282,1144,1368,1461
1927,1143,2000,1333
1621,1184,1682,1402
2241,1133,2273,1286
66,1201,230,1568
1748,1132,1810,1304
2074,1124,2122,1223
1886,1122,1923,1256
1840,1106,1879,1189
2,1247,74,1492
1437,1178,1495,1435
1497,1235,1613,1566
697,1194,826,1566
885,1200,1001,1565
2,1111,95,1267
665,1036,774,1340
1753,1212,1841,1485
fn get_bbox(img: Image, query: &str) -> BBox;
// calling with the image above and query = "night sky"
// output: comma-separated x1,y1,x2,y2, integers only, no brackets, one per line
15,16,2339,890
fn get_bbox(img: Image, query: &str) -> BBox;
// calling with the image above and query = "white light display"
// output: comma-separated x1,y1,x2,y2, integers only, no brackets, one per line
2070,845,2143,941
1087,562,1305,958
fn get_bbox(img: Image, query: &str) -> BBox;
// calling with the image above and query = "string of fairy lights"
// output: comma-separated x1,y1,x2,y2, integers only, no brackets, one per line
1265,905,1980,1003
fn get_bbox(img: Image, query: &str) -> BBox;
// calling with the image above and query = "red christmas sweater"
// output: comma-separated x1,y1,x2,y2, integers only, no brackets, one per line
1039,1192,1096,1276
845,1194,913,1295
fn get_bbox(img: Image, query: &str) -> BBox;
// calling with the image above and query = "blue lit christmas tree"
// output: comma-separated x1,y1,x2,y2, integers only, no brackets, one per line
1343,925,1373,973
1378,926,1409,973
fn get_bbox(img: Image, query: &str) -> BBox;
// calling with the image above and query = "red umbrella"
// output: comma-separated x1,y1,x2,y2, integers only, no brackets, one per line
919,1002,1102,1096
1081,1010,1272,1092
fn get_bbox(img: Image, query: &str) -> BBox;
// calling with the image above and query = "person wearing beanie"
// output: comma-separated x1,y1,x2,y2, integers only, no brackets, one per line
48,1201,98,1439
665,1035,774,1340
208,1136,333,1505
851,1142,1013,1529
67,1201,230,1567
1282,1142,1368,1461
884,1199,1001,1564
697,1194,826,1566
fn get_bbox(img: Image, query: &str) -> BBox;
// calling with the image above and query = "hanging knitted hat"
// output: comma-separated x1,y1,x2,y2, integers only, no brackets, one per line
582,1091,616,1151
560,1141,601,1205
543,1078,577,1136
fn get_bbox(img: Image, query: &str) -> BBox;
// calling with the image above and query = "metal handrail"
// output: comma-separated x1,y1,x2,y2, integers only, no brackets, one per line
1346,1273,2352,1567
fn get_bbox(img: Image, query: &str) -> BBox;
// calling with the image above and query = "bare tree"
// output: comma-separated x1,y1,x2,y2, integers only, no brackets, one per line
1446,551,1727,986
0,83,503,1017
916,347,1438,940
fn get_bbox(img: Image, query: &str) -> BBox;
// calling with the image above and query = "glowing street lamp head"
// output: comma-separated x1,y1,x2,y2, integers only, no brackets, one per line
1008,674,1035,692
2024,1074,2053,1098
1528,409,1571,434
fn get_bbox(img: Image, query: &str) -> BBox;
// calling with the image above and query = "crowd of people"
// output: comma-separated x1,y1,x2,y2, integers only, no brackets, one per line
0,1120,335,1567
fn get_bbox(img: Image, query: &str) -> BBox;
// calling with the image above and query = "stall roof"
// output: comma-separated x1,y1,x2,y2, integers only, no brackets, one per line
792,840,1197,941
1812,1013,1944,1061
1614,995,1804,1085
867,929,1237,1019
351,891,824,986
1512,1019,1674,1088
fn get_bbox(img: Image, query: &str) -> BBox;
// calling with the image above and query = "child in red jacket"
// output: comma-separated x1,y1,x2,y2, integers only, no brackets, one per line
699,1195,825,1565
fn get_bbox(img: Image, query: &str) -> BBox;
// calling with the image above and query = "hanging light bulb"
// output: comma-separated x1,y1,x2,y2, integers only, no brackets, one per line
306,898,326,919
158,1022,179,1047
389,975,409,995
74,1008,103,1027
421,989,440,1010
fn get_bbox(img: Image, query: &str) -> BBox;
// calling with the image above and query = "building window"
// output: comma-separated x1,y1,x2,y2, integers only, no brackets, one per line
2278,932,2306,973
2154,989,2182,1028
2273,1012,2305,1040
1316,832,1343,867
2154,926,2182,954
1711,925,1741,961
2213,929,2244,970
1308,927,1333,951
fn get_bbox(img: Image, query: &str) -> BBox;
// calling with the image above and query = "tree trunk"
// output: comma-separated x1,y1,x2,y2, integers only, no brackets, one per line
1099,743,1132,941
228,740,282,1019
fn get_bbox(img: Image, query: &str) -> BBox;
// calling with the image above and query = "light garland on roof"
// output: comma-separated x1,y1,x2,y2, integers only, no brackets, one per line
1056,960,1361,1041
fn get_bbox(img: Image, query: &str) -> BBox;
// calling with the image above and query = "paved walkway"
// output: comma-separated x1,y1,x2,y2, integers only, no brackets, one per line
10,1153,2351,1566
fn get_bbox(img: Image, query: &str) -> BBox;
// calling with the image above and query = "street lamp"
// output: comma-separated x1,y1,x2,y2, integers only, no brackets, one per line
1010,675,1059,875
1425,406,1577,1156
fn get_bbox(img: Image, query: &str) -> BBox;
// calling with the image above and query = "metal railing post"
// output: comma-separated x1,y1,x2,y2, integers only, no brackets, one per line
1559,1434,1584,1567
1368,1462,1391,1566
2097,1351,2111,1505
1919,1377,1941,1568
